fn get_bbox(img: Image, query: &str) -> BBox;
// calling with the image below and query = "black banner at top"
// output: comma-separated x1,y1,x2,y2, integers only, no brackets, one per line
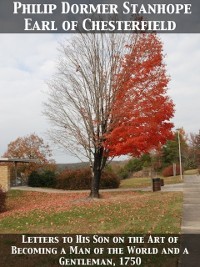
0,0,200,33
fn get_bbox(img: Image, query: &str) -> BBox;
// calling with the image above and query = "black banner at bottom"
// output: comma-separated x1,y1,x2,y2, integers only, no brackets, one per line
0,234,198,267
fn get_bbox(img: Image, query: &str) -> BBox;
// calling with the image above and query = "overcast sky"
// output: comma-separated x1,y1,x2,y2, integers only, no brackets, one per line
0,33,199,163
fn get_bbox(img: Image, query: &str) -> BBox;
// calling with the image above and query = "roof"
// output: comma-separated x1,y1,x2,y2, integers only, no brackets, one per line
0,158,39,163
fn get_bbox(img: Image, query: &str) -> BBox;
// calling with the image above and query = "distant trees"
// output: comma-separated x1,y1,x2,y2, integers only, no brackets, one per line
3,133,55,177
117,154,152,179
159,128,200,172
162,129,200,170
116,128,200,178
162,128,188,167
188,130,200,168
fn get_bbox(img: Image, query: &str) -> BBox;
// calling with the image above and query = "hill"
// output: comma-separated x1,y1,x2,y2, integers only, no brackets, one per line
56,160,126,171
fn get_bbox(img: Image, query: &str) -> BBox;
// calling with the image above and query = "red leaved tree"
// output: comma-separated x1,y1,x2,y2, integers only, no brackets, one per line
104,33,174,157
44,33,174,198
3,133,55,177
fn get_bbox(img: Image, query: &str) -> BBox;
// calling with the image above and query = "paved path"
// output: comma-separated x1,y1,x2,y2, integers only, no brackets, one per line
181,175,200,233
12,182,184,193
179,175,200,267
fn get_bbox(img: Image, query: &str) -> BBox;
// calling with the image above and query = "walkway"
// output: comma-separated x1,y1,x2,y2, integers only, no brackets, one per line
12,182,184,193
179,175,200,267
181,175,200,233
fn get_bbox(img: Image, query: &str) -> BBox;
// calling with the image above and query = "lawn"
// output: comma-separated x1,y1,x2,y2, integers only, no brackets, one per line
120,175,182,189
184,169,198,175
0,190,182,234
0,190,183,267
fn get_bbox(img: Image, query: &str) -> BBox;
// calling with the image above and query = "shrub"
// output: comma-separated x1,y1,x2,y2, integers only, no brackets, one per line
126,158,143,172
0,187,6,213
117,168,129,179
56,168,120,190
28,171,41,187
162,164,182,177
28,170,56,188
100,171,120,189
56,169,90,190
116,158,143,179
39,170,56,188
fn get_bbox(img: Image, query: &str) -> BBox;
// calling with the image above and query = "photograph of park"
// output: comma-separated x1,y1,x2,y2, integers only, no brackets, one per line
0,1,200,266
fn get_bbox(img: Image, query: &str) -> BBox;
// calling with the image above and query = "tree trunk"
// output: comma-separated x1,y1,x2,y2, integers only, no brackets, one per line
90,167,101,198
89,149,106,198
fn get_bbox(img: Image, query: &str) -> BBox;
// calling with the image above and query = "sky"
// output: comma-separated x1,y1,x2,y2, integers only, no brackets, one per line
0,33,199,163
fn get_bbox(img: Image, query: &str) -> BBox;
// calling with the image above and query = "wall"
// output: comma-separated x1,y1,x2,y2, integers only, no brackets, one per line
0,165,10,192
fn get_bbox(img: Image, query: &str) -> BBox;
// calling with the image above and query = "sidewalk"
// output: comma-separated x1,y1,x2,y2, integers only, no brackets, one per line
179,175,200,267
12,182,184,193
181,175,200,233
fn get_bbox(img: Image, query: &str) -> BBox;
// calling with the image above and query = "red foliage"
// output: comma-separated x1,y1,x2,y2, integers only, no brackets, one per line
104,33,174,157
3,133,55,176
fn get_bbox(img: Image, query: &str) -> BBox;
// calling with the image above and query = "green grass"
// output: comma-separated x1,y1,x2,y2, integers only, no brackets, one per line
120,177,152,188
7,189,24,198
120,175,182,189
184,169,198,175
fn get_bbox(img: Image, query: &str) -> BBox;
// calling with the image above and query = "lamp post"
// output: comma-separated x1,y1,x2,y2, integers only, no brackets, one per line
177,129,183,180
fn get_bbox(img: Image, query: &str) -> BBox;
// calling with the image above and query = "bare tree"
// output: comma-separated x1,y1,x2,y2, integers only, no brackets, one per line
44,33,130,197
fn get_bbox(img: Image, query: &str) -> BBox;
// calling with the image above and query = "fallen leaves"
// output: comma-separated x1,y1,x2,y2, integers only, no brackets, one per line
0,191,87,219
0,190,182,234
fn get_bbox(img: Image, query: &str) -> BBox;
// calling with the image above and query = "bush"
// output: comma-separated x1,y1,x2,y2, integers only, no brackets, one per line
28,170,56,188
56,168,120,190
56,168,91,190
28,171,41,187
39,170,56,188
116,158,143,179
126,158,143,172
162,164,182,177
117,168,129,179
100,171,120,189
0,187,6,213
